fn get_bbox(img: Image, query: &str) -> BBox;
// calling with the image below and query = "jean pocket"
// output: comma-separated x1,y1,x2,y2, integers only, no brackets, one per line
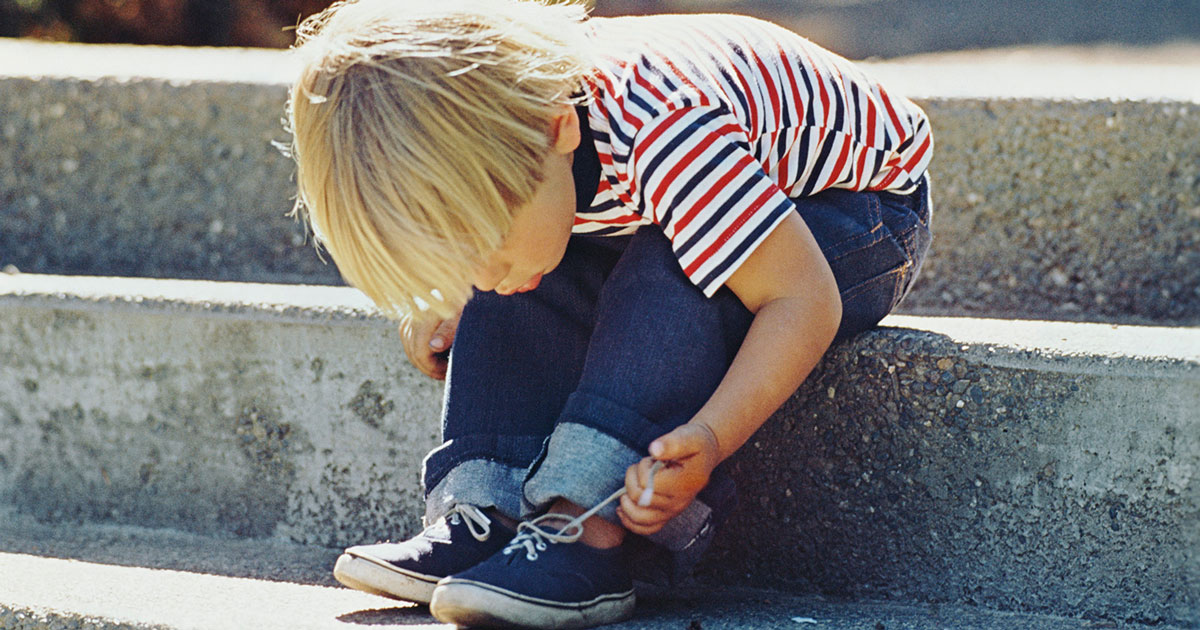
796,188,890,264
896,222,931,301
836,265,905,340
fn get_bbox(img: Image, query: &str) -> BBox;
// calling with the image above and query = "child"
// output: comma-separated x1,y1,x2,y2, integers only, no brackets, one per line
286,0,932,627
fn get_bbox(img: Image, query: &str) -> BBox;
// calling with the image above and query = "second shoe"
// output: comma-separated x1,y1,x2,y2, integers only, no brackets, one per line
333,503,515,604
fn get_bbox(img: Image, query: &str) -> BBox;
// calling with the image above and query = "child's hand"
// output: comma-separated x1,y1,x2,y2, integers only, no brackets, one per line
617,423,722,536
398,312,461,380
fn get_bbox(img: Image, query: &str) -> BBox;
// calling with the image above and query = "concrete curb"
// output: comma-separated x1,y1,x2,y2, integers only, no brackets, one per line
705,315,1199,626
0,275,440,544
1,275,1195,624
2,41,1198,324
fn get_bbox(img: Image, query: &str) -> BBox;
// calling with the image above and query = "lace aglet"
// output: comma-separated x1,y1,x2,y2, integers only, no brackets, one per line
637,461,666,507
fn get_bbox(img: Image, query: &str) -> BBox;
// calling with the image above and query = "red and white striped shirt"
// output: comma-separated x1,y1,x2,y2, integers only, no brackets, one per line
572,13,933,296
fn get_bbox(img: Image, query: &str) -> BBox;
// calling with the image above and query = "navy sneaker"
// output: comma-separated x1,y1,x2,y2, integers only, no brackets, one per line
333,504,515,604
429,514,635,629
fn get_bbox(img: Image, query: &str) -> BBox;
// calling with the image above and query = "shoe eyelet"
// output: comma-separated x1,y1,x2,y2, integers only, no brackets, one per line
526,552,538,561
535,542,547,551
503,548,512,556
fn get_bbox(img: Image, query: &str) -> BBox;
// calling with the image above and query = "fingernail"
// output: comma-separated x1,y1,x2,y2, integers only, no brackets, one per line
430,337,445,350
649,441,663,457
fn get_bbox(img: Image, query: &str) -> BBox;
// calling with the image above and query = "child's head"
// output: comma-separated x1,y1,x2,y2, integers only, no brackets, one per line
286,0,593,320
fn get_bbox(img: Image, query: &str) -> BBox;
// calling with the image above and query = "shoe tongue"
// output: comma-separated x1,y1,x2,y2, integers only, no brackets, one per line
425,518,455,542
494,518,517,535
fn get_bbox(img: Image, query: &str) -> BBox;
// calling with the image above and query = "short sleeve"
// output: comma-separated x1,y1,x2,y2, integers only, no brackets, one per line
629,107,798,297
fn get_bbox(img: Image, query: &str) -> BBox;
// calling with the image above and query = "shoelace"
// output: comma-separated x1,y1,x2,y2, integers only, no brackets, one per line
503,461,664,561
445,503,493,542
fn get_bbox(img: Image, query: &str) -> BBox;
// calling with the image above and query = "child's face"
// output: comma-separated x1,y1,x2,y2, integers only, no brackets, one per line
473,150,577,295
473,108,580,296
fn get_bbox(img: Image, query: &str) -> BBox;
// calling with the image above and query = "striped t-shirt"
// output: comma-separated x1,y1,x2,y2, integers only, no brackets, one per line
571,13,933,296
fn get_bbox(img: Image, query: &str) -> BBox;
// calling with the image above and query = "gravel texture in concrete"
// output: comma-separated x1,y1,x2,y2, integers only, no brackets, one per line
899,97,1200,326
0,41,324,286
2,41,1199,324
0,275,1195,625
862,47,1200,325
702,317,1199,627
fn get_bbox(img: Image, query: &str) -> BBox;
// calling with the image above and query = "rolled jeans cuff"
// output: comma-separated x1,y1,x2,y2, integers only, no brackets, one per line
522,393,719,555
422,433,548,491
421,433,546,524
523,421,639,523
423,457,528,526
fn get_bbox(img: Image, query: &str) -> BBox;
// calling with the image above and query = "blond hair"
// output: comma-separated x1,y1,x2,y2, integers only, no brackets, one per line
286,0,593,321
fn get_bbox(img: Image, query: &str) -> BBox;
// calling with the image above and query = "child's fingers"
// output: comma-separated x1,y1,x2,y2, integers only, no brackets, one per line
642,457,701,501
626,460,691,509
426,352,449,380
413,337,448,380
647,432,675,460
398,319,449,380
617,494,669,536
648,424,707,461
625,459,649,504
633,460,695,509
412,349,447,380
633,458,674,504
429,316,460,352
636,458,658,502
625,460,673,510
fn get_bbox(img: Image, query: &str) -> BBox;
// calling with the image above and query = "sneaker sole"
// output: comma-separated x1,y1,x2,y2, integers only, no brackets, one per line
332,553,439,605
430,578,635,630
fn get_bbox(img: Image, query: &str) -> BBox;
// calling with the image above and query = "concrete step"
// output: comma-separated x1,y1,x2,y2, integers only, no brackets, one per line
1,273,1196,626
1,40,1198,324
0,509,1182,630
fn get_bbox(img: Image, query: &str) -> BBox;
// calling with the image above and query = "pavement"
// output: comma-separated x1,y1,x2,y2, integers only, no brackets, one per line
0,508,1178,630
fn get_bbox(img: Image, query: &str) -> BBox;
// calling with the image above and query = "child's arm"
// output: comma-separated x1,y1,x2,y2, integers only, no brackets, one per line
618,211,841,535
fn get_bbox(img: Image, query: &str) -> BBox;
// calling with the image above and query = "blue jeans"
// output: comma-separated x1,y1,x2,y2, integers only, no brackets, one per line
421,177,931,583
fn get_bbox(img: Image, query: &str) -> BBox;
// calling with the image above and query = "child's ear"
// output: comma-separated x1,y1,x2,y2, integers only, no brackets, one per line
549,105,581,155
